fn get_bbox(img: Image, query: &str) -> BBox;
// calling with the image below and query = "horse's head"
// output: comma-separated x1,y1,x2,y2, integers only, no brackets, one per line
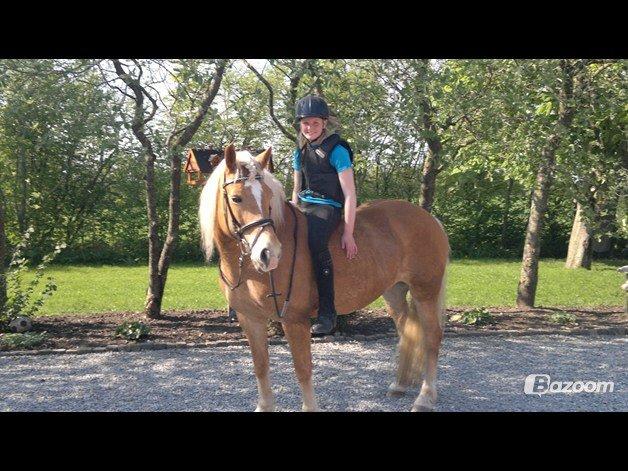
199,144,286,273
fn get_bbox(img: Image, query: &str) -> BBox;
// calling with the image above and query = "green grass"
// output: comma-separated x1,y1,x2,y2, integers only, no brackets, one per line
19,259,626,317
23,263,225,316
444,258,625,309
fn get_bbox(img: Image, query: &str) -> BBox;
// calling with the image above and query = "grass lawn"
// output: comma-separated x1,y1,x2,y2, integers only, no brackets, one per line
20,259,627,317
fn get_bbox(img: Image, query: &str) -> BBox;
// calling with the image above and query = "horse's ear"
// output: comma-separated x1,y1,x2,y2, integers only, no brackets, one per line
256,147,273,172
224,144,237,173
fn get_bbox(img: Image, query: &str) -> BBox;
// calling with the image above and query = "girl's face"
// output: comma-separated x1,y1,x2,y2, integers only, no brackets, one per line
300,117,326,142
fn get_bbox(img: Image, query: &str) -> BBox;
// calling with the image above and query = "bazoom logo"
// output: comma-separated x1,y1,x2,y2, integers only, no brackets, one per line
524,374,614,396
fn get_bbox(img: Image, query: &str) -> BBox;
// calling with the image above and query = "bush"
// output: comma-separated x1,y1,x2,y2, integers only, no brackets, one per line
0,227,65,329
450,308,495,326
115,321,150,341
0,331,47,350
548,312,577,324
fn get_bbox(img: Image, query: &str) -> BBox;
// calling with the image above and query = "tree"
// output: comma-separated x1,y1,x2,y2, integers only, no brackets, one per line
0,186,6,313
517,60,586,308
565,202,593,268
373,59,491,211
563,60,626,268
109,59,227,318
0,59,125,258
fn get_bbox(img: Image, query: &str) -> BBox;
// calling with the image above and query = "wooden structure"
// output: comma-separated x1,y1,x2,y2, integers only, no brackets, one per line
184,148,223,186
184,147,274,187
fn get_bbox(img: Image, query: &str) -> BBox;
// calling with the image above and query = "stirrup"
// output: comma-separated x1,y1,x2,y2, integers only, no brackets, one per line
311,313,337,336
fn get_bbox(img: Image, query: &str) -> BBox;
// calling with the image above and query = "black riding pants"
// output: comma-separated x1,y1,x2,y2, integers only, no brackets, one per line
298,201,342,315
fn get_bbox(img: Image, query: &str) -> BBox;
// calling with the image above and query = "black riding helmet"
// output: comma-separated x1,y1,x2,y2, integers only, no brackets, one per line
295,95,329,120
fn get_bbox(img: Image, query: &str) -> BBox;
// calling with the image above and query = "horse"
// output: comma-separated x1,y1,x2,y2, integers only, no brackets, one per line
198,144,450,411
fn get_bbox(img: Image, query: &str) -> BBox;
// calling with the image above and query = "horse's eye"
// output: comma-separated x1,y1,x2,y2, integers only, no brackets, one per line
231,195,242,203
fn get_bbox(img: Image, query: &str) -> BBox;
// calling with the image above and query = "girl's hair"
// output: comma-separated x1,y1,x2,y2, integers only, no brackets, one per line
326,115,342,134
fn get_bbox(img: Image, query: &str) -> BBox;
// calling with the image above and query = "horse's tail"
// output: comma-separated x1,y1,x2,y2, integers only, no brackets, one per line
396,299,425,387
397,258,448,387
437,258,449,330
433,215,450,329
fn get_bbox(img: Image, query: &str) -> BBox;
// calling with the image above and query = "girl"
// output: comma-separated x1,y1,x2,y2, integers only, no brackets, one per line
291,95,358,336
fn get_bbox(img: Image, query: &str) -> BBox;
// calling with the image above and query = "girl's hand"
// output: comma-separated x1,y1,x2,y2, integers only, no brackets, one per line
341,232,358,260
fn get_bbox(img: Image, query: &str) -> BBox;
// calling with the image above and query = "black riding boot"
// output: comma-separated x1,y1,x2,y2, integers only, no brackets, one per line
311,250,337,336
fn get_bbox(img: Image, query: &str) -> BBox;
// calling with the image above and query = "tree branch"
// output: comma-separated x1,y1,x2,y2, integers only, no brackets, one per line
246,60,297,143
166,59,229,150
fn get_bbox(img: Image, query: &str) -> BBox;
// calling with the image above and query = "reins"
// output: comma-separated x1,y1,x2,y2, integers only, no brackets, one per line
218,172,299,319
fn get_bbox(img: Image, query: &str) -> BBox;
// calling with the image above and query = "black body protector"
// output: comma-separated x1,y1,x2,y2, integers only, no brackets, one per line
299,133,354,205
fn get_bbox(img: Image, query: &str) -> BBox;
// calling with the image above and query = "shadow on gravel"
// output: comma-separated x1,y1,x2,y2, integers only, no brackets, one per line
1,335,625,412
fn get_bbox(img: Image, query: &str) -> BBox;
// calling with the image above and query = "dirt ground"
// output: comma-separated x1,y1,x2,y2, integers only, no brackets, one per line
2,306,625,351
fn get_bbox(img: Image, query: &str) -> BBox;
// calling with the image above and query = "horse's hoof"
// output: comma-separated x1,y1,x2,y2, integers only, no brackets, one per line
255,404,275,412
387,382,408,397
411,397,435,412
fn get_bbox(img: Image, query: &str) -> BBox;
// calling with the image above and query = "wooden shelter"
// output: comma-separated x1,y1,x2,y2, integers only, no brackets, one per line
184,147,274,187
184,148,223,186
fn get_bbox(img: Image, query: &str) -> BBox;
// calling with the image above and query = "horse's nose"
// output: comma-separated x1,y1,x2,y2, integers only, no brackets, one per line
260,248,270,267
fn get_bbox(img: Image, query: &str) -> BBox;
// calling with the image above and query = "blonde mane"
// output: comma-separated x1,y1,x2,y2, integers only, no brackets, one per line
198,151,286,261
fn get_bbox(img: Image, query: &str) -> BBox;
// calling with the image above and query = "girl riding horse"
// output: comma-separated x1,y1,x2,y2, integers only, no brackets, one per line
292,95,358,336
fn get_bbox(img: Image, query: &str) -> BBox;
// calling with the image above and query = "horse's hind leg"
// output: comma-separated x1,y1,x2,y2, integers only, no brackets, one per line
408,294,444,412
237,313,275,412
283,320,319,412
382,282,413,397
382,282,409,335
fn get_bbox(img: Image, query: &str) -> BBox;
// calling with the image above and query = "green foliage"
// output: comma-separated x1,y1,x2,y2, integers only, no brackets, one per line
449,308,495,326
0,226,64,327
548,312,577,324
556,61,627,244
0,331,47,350
0,59,625,267
0,59,126,261
115,321,150,341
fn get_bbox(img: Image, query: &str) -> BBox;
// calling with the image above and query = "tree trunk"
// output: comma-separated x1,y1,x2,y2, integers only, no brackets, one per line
17,152,27,234
501,178,514,249
375,153,380,196
146,61,227,319
414,59,443,213
516,60,581,308
150,147,183,317
143,147,162,318
516,146,558,308
0,187,7,315
565,202,593,269
420,146,440,212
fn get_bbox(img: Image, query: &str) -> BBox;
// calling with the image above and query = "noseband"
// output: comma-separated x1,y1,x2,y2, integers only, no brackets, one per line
218,171,299,319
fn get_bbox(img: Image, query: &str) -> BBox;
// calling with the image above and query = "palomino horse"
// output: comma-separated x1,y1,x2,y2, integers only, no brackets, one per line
199,144,449,411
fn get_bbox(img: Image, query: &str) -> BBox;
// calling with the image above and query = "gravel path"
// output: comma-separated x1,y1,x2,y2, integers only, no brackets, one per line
1,334,625,412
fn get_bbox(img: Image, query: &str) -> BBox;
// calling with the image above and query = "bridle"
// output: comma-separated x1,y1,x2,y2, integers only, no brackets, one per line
218,170,298,319
222,173,275,260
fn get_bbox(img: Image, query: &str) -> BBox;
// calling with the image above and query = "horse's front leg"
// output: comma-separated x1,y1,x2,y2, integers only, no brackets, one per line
237,312,275,412
283,320,320,412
